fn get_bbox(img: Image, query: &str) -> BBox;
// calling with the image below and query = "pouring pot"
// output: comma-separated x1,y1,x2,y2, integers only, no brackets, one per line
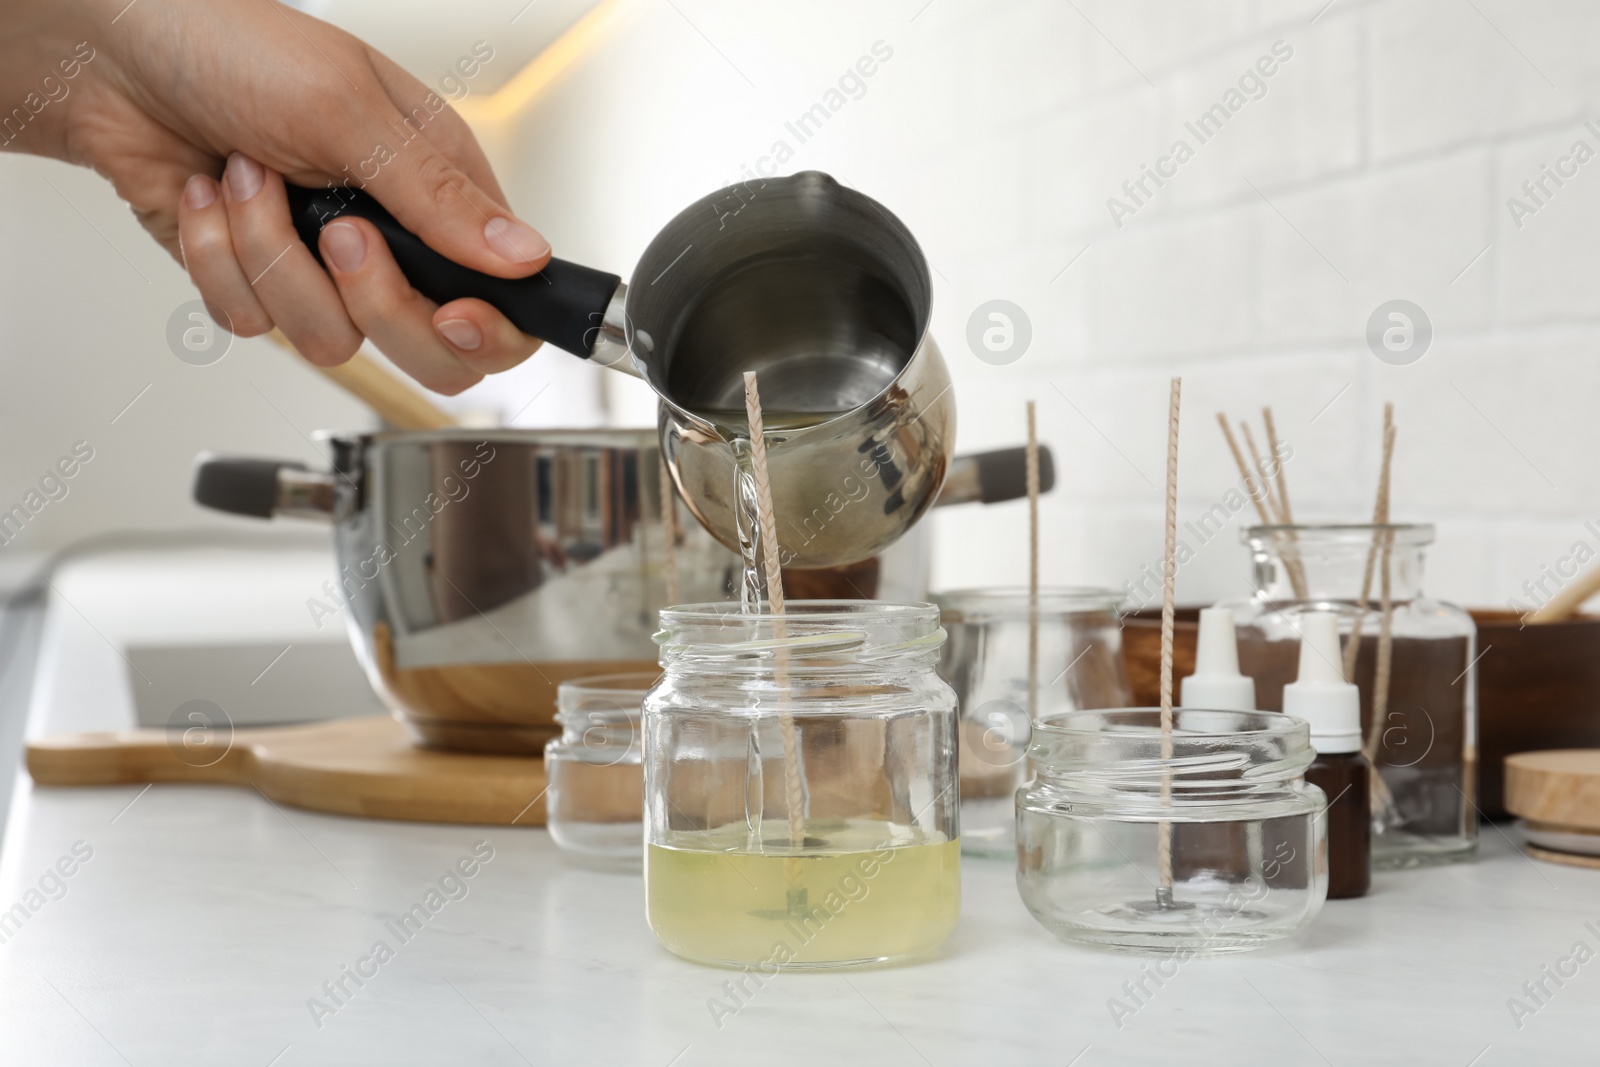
286,171,952,568
194,433,1050,754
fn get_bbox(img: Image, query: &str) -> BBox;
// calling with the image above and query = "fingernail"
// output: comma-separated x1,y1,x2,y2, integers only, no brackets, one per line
483,216,550,264
322,221,367,273
225,152,263,202
436,319,482,352
183,175,216,210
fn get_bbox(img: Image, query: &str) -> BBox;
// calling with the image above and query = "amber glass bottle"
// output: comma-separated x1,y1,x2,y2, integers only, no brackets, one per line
1283,613,1371,900
1307,750,1371,899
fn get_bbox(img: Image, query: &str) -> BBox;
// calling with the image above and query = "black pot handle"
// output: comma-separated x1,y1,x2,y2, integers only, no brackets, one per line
192,454,335,521
937,445,1056,507
972,444,1055,503
285,185,622,360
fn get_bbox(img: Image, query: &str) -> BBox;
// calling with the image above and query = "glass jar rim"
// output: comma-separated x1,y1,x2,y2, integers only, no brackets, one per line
1033,707,1307,740
936,586,1122,619
555,671,657,724
1244,522,1434,544
655,600,944,666
659,600,939,625
557,670,661,696
1029,708,1313,785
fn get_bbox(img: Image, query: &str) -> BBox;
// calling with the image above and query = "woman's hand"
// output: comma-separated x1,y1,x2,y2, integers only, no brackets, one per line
0,0,547,393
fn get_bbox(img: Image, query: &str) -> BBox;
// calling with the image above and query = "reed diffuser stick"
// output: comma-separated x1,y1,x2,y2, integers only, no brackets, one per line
1217,414,1275,527
743,372,804,852
658,453,680,609
1220,414,1308,598
1343,405,1396,683
1372,526,1396,738
1262,407,1294,524
1158,377,1181,905
1366,421,1399,764
1261,406,1310,598
1026,401,1040,721
1239,422,1277,518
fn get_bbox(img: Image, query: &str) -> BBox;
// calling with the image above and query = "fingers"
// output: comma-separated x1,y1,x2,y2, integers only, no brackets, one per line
433,298,544,376
318,218,542,390
221,153,363,366
340,100,550,280
365,50,508,205
177,173,272,338
316,217,481,394
182,152,542,392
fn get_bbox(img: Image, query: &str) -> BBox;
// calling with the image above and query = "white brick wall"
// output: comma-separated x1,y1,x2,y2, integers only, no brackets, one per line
492,0,1600,610
2,0,1593,617
890,0,1600,609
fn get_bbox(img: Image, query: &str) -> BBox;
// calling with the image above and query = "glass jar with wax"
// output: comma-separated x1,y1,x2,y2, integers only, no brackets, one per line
1016,708,1327,952
643,601,960,969
1220,524,1478,869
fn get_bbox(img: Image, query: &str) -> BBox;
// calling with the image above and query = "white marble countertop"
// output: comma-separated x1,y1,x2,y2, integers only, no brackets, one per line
2,552,1598,1065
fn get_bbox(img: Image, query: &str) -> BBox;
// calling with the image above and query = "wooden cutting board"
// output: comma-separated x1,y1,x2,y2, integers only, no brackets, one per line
26,716,548,826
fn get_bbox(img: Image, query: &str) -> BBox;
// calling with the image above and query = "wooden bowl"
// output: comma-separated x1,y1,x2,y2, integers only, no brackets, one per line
1473,610,1600,819
1120,607,1201,708
372,622,656,754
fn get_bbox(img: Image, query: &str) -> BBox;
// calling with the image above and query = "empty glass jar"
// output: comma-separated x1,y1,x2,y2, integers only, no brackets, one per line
937,588,1132,857
1016,709,1327,953
643,602,960,970
1220,524,1478,869
544,672,652,869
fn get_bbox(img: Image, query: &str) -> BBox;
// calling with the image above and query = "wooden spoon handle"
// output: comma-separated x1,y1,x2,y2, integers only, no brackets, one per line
269,330,458,431
1528,559,1600,623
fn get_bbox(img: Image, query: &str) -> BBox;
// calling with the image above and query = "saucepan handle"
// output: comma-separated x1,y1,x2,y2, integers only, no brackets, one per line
191,453,336,521
936,445,1056,508
284,185,624,361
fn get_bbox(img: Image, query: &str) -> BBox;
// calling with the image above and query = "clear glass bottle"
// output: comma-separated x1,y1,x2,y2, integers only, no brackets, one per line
937,587,1132,858
1221,524,1478,869
544,672,653,869
1016,709,1327,953
643,601,960,970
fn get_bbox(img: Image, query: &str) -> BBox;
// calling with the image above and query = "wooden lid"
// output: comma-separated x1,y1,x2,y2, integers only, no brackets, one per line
1504,750,1600,833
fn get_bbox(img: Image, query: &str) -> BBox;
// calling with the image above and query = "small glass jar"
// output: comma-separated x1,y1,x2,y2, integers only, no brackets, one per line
544,673,652,869
644,601,960,970
1220,524,1478,869
1016,709,1327,953
937,587,1132,858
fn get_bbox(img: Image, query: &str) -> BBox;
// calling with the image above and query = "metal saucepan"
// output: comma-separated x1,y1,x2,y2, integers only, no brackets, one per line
285,171,951,568
194,431,1053,754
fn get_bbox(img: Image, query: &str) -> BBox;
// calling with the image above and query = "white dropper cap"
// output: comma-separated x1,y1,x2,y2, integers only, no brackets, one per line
1179,608,1257,712
1282,611,1362,753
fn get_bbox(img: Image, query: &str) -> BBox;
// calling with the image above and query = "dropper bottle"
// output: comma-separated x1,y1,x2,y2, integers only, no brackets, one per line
1178,609,1262,888
1180,608,1256,712
1283,611,1371,899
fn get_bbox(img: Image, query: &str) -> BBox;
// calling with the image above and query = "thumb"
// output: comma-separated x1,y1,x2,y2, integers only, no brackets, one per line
344,115,550,279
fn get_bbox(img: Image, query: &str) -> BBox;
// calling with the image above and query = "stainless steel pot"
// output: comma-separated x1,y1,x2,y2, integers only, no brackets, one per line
194,433,1052,754
198,429,728,752
288,172,952,568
